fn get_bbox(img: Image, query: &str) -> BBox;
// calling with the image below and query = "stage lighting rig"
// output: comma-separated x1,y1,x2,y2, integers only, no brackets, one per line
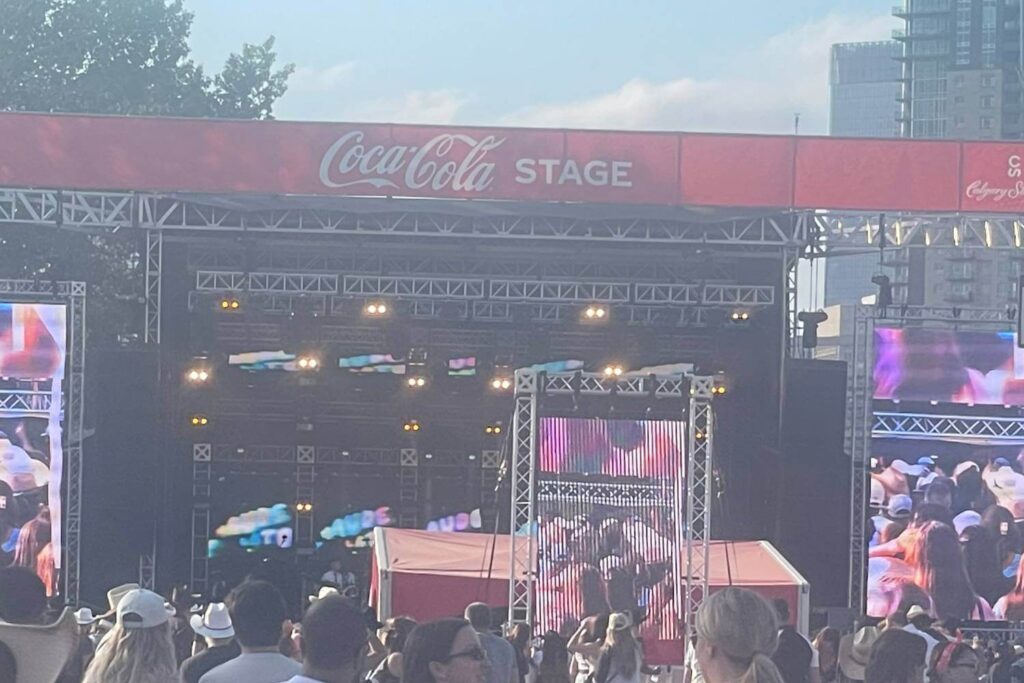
189,415,209,427
218,296,241,311
364,301,390,318
583,304,608,322
402,420,421,433
729,311,751,324
484,423,504,435
713,384,727,395
406,376,427,388
490,376,513,391
797,310,829,349
296,502,313,513
296,355,320,370
603,364,624,378
186,364,211,384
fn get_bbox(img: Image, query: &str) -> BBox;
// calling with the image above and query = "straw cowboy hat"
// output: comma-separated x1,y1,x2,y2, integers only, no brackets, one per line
839,626,879,681
0,444,49,492
0,608,77,683
190,602,235,639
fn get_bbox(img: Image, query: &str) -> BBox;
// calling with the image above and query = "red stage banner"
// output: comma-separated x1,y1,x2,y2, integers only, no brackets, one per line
0,111,1019,214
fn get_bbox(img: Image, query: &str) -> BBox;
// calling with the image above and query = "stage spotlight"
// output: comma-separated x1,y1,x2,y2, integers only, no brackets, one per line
189,415,209,427
603,364,624,378
583,304,608,321
296,356,320,370
729,311,751,324
713,385,727,395
364,301,390,317
406,376,427,388
219,296,241,311
490,376,513,391
296,502,313,513
402,420,421,433
186,367,211,383
797,310,829,349
484,423,504,435
695,430,706,440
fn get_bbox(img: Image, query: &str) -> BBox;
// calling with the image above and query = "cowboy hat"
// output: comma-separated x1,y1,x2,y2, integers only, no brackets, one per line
190,602,235,639
839,626,879,681
0,608,77,683
0,445,49,492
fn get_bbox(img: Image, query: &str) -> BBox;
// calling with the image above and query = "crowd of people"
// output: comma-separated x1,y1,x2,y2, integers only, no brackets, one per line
868,453,1024,621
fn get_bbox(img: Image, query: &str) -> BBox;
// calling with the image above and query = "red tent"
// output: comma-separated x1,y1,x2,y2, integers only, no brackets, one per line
370,528,809,665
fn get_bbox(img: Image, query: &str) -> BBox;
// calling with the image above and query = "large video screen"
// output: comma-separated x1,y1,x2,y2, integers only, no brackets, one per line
0,303,66,596
536,418,684,664
539,417,686,478
867,438,1024,621
874,328,1024,406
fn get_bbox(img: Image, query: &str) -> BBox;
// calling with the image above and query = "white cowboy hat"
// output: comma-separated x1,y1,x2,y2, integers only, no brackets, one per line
0,608,77,683
309,585,339,603
73,607,96,626
190,602,235,639
839,626,879,681
0,445,49,492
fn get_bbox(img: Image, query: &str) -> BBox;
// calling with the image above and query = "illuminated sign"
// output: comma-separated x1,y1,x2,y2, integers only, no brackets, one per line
320,507,393,540
426,508,482,532
215,503,291,537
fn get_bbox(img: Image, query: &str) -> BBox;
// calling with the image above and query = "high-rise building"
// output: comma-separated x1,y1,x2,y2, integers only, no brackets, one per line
885,0,1024,309
826,42,902,306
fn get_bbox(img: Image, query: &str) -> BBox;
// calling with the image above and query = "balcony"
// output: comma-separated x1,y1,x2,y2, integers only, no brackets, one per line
893,29,907,40
893,5,909,17
945,291,974,303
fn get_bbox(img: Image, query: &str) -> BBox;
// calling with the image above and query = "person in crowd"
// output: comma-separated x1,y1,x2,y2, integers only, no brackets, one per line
282,594,368,683
693,586,785,683
180,602,240,683
592,611,642,683
903,605,942,666
928,641,983,683
509,622,533,683
568,614,608,683
952,467,996,515
401,617,488,683
959,525,1012,605
981,504,1022,576
371,616,419,683
0,481,18,568
537,630,571,683
13,508,49,570
82,588,179,683
0,565,46,624
913,522,994,620
320,558,357,598
771,598,816,683
465,603,516,683
863,629,926,683
994,553,1024,619
812,628,840,683
923,479,955,511
989,642,1015,683
199,580,300,683
838,625,879,683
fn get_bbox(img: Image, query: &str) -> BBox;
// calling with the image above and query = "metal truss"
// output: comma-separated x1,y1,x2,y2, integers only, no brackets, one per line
138,553,156,590
490,280,631,303
296,446,315,547
845,307,874,613
683,376,715,636
874,412,1024,441
811,213,1024,254
398,449,419,528
509,370,539,625
191,444,212,596
541,371,686,398
0,390,52,415
196,271,339,294
537,480,676,505
0,280,87,603
784,250,800,359
145,230,161,344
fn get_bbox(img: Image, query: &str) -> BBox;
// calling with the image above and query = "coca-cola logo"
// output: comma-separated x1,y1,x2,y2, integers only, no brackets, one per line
319,130,505,193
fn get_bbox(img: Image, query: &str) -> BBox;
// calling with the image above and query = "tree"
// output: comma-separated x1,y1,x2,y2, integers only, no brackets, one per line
0,0,294,343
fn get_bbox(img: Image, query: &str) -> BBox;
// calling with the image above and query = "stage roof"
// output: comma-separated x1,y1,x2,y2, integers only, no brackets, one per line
0,112,1020,216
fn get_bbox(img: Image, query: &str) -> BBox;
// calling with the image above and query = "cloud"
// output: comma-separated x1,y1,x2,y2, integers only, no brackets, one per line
288,62,356,93
501,12,900,135
343,88,470,124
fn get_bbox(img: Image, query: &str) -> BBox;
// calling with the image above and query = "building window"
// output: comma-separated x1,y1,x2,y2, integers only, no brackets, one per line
953,75,965,87
982,74,998,87
955,95,966,104
982,95,995,108
981,116,995,129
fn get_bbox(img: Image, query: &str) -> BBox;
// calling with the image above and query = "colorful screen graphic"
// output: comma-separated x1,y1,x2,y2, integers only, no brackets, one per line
539,417,686,478
874,328,1024,406
0,303,66,596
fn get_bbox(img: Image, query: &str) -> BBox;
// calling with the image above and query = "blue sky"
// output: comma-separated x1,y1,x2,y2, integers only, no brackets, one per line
184,0,899,134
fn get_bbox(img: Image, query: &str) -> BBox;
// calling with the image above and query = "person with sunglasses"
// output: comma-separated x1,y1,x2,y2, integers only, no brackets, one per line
402,618,489,683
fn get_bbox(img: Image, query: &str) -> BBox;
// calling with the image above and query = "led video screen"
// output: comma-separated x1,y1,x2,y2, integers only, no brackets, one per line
874,328,1024,406
539,417,686,478
0,303,67,596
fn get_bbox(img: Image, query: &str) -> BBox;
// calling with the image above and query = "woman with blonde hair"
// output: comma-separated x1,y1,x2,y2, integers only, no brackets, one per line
593,612,643,683
82,588,178,683
694,587,785,683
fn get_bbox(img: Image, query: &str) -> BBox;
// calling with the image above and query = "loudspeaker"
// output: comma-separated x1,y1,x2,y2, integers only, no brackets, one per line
80,348,160,603
775,358,849,608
